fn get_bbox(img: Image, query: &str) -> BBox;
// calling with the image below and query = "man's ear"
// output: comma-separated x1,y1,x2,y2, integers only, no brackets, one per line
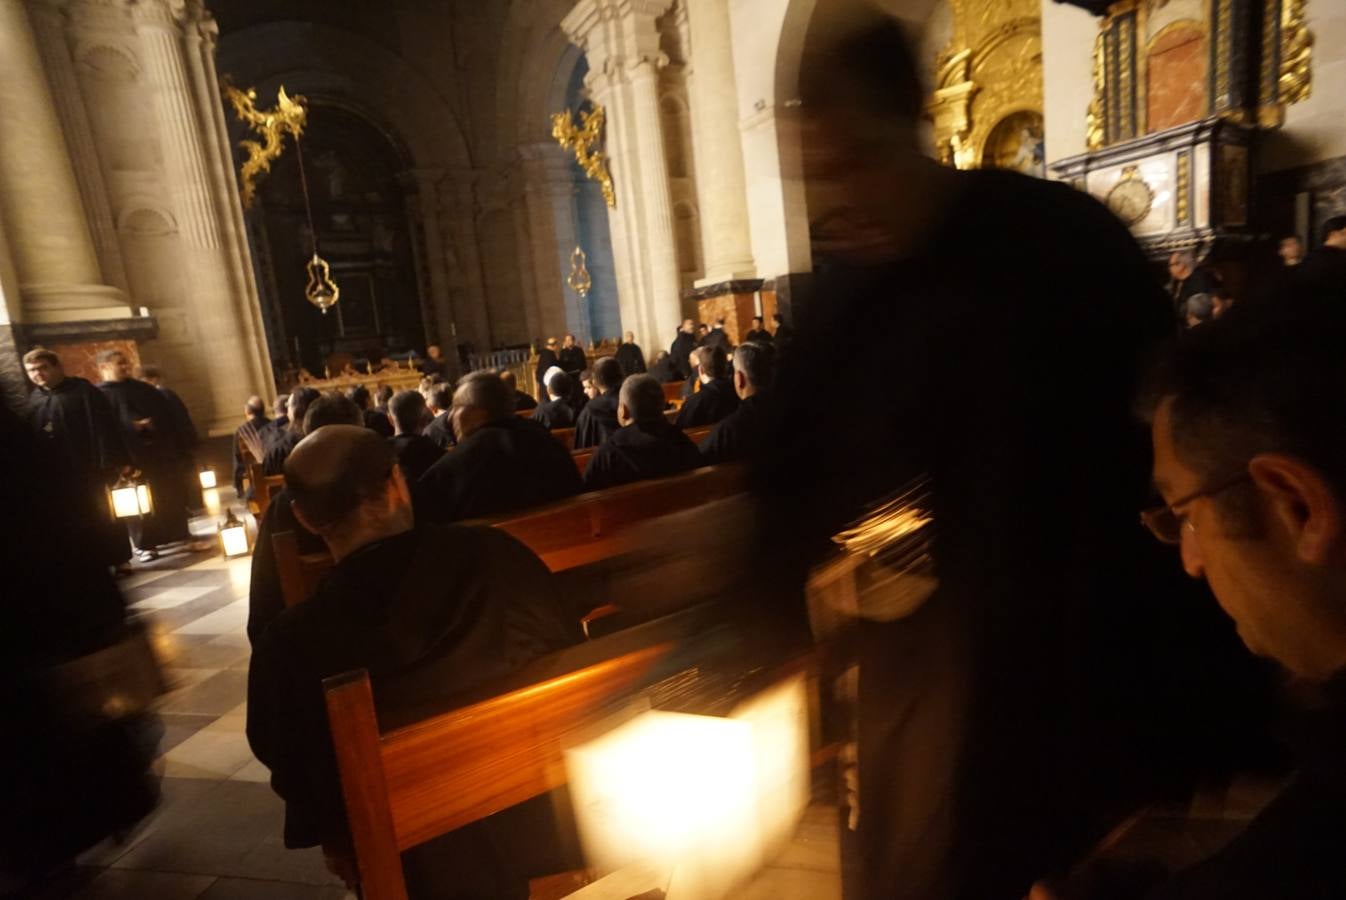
289,498,321,537
1248,454,1344,565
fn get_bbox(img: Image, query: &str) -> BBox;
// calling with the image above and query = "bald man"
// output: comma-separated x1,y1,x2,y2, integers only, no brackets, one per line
583,375,702,491
419,371,581,522
247,426,577,897
615,330,647,376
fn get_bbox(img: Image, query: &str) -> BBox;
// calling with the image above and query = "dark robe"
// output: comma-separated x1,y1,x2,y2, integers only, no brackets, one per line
234,415,270,494
701,328,731,354
419,416,582,523
246,486,324,646
699,392,766,465
1168,267,1216,320
156,385,202,509
743,329,773,345
389,434,444,485
582,419,702,491
773,322,794,356
260,416,289,454
670,331,697,378
514,390,539,412
675,376,739,428
557,346,587,378
750,168,1260,900
418,357,446,378
531,398,575,431
648,356,680,384
363,408,394,439
246,525,578,897
27,376,132,566
1296,246,1346,302
573,389,620,450
99,378,193,548
263,428,304,476
423,411,455,451
615,342,647,376
534,348,560,401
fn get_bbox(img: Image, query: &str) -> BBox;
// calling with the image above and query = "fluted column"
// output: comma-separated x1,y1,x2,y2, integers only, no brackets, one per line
562,0,680,355
409,167,461,364
133,0,268,431
444,174,493,353
0,0,126,322
519,143,569,342
685,0,755,282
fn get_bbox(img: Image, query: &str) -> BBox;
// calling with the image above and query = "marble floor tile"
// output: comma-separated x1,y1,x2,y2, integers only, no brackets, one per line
158,633,251,669
156,713,219,758
70,868,216,899
156,669,249,716
159,724,256,780
196,877,353,900
130,585,220,610
227,759,272,784
77,778,226,866
110,781,282,877
175,599,250,636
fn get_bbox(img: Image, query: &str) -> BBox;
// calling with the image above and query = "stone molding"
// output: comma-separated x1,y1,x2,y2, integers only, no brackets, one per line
15,313,157,345
681,278,763,301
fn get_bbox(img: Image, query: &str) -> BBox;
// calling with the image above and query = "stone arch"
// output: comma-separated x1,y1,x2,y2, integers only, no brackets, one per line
116,204,178,236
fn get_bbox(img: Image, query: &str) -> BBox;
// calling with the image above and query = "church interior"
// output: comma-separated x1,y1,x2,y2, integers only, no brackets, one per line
6,0,1346,897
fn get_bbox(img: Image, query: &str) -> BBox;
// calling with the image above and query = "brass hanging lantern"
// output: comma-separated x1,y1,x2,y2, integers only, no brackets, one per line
567,246,592,299
219,509,251,558
108,473,153,519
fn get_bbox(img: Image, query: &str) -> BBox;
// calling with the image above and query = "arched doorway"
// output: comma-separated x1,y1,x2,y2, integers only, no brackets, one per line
246,103,428,379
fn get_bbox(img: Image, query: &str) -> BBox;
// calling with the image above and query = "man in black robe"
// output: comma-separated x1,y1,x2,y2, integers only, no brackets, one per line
418,344,448,379
700,341,772,465
96,350,202,560
583,375,701,491
745,19,1247,900
387,389,443,484
247,426,577,897
573,357,623,450
743,316,772,344
422,382,456,451
675,344,738,428
615,331,647,375
670,319,697,379
1296,215,1346,302
419,371,581,523
24,348,132,569
234,396,270,496
347,384,393,439
500,370,538,411
531,371,576,431
557,333,587,394
701,318,731,354
771,313,793,356
260,394,289,454
648,350,679,384
1167,250,1217,321
263,387,320,475
137,364,203,510
534,337,560,402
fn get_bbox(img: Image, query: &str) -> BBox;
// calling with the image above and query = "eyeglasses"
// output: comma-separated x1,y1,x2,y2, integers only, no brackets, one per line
1139,473,1252,545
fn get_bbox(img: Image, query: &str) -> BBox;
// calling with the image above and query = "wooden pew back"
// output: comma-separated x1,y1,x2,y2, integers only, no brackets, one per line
569,424,716,475
248,462,285,519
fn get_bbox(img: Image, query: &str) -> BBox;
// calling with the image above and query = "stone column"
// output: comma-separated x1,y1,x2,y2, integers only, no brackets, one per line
0,0,126,322
444,173,494,354
408,169,460,370
519,143,569,342
562,0,681,355
133,0,268,431
685,0,755,282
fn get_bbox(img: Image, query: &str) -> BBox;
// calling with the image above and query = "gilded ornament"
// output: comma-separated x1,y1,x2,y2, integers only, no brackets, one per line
1105,165,1154,226
304,252,340,315
222,83,307,208
1085,32,1106,150
1279,0,1313,106
551,105,616,209
567,246,592,299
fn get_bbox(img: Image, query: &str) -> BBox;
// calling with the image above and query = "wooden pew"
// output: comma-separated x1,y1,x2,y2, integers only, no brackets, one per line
248,462,285,519
551,427,576,451
569,424,717,476
662,380,685,407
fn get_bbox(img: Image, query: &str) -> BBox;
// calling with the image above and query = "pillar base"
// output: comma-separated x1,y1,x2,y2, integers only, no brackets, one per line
21,282,131,322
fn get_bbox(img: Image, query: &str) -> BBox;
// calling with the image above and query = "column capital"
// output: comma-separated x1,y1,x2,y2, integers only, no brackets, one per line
562,0,675,79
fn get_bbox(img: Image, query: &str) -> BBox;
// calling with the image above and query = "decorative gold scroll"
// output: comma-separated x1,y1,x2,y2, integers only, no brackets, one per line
223,83,308,208
1085,32,1107,150
1279,0,1313,106
551,105,616,208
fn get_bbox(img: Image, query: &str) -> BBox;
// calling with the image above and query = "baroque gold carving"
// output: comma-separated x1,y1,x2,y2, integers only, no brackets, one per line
551,105,616,208
222,83,307,208
1279,0,1313,106
1086,32,1106,150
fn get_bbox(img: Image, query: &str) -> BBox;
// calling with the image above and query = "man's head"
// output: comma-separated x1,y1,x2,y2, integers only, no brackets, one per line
686,347,703,377
389,389,430,436
546,370,572,401
563,333,577,348
451,370,514,441
96,349,133,383
624,330,636,344
618,374,665,427
427,382,454,415
751,316,764,331
652,350,670,367
732,342,773,400
499,370,519,392
375,384,393,409
23,348,64,390
697,344,729,381
285,426,412,560
680,319,695,335
288,386,321,431
1143,299,1346,680
427,344,443,361
245,395,265,419
303,392,363,434
696,324,709,339
1184,293,1214,328
346,384,371,410
274,394,290,418
1279,233,1305,266
1168,250,1196,281
592,356,623,394
772,313,785,328
581,371,597,400
1210,286,1235,319
136,364,163,386
1323,215,1346,250
713,318,725,330
545,336,559,354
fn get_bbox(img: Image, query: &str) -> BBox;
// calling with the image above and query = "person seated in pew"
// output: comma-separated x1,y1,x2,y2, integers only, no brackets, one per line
263,387,320,475
573,356,624,450
259,394,290,454
648,349,679,384
675,343,739,429
680,347,702,400
246,426,579,899
583,375,702,492
387,390,443,484
700,340,773,466
347,384,393,439
499,369,538,411
422,382,455,452
247,393,364,646
531,370,576,431
419,370,581,522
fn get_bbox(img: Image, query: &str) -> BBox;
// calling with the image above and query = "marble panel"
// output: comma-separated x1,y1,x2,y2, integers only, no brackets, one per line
696,291,757,345
39,339,141,384
1147,28,1207,132
1195,145,1212,229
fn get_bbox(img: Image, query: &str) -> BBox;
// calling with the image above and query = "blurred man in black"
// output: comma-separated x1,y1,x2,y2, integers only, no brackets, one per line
573,357,624,450
500,370,538,411
1297,215,1346,299
743,316,772,344
387,389,443,484
347,384,393,438
234,395,269,496
1167,250,1215,321
701,318,731,353
422,382,456,452
264,387,320,474
419,371,581,522
1278,233,1305,267
648,350,679,384
534,337,560,402
700,341,772,465
746,16,1242,900
615,330,647,375
675,343,738,428
531,371,576,431
260,394,289,454
247,426,576,897
670,318,697,378
583,375,701,491
557,333,587,386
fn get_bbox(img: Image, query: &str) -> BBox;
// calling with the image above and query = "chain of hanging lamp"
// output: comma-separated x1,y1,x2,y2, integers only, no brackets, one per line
295,135,340,314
